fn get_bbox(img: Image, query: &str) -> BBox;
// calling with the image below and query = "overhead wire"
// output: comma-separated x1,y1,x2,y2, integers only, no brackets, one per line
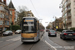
30,0,41,19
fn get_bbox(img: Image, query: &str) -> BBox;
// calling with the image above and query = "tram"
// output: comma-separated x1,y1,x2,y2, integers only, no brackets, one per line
21,17,41,42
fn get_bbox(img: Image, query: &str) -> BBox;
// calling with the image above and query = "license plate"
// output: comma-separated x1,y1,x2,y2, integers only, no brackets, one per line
69,34,72,36
51,34,55,35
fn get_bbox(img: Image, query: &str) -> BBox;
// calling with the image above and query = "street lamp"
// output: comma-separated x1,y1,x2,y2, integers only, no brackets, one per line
53,16,57,28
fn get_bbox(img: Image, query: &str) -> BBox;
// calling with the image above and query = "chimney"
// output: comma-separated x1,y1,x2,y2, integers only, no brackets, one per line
3,0,6,5
0,0,2,2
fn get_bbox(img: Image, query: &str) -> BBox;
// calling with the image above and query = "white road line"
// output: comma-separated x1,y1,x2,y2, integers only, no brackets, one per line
41,35,44,40
6,36,20,41
45,40,57,50
1,37,6,38
0,41,3,43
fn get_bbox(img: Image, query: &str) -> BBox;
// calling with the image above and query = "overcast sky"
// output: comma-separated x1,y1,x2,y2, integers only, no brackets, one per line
7,0,62,27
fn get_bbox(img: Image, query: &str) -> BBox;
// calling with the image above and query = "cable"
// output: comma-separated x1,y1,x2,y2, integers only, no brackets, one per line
30,0,41,19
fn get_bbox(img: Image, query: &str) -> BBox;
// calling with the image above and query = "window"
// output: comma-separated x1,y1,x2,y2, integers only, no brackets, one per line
5,21,9,25
0,13,4,18
10,11,12,15
0,6,4,11
5,15,9,19
0,21,3,25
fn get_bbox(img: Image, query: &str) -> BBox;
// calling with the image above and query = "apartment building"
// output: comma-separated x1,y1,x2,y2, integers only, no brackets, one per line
61,0,75,29
0,0,15,32
0,0,11,31
24,10,34,17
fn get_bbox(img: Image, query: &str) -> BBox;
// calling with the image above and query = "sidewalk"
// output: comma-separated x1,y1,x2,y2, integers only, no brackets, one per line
0,34,3,37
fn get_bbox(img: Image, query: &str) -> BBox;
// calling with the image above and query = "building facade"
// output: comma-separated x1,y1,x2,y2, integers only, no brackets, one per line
8,0,15,25
24,10,34,17
0,0,11,31
55,17,63,29
0,0,15,32
61,0,75,29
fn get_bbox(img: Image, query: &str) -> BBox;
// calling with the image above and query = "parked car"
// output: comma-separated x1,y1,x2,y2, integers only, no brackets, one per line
60,30,75,40
3,31,13,36
48,30,57,37
15,30,21,34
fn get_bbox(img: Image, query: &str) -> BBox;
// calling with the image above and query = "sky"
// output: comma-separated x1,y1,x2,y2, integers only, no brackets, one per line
7,0,62,27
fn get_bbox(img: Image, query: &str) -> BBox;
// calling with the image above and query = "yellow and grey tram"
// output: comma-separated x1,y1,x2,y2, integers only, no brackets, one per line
21,17,41,42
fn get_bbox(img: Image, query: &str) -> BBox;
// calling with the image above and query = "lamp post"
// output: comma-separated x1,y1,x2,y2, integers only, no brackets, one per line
53,16,57,29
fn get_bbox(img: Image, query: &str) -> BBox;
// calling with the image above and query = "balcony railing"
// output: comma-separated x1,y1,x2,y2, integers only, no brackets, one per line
67,19,71,23
67,13,71,17
67,7,71,12
66,0,71,6
5,15,9,19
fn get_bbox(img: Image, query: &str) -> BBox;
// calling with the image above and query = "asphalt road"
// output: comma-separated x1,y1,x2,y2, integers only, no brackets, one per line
48,32,75,50
0,32,75,50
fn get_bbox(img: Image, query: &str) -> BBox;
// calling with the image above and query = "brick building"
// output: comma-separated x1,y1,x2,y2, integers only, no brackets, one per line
8,0,15,25
0,0,15,32
0,0,11,32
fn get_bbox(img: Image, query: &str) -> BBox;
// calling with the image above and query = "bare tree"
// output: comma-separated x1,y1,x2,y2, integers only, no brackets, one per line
16,6,29,25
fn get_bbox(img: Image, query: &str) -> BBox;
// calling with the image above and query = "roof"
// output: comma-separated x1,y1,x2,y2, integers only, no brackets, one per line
8,0,15,9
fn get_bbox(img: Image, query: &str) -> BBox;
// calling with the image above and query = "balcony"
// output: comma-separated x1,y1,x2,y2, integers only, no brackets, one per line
67,13,71,18
66,0,71,6
67,19,71,24
0,6,5,11
67,7,71,12
5,15,9,20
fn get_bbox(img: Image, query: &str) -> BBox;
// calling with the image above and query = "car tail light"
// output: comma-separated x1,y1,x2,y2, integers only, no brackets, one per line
73,33,75,35
64,33,68,35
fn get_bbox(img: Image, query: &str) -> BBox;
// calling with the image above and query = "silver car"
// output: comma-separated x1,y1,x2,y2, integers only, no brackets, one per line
3,31,13,36
48,30,57,37
15,30,21,34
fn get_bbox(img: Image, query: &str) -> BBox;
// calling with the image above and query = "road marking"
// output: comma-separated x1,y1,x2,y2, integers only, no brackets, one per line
45,40,57,50
6,36,20,41
1,37,6,38
0,41,3,43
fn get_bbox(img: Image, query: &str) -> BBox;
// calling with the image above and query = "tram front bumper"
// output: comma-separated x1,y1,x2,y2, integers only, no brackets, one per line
21,37,39,42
